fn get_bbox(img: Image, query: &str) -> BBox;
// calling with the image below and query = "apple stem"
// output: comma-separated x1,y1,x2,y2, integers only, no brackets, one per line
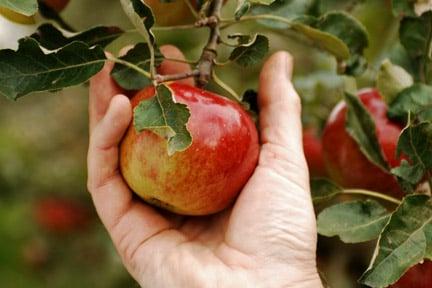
343,189,402,205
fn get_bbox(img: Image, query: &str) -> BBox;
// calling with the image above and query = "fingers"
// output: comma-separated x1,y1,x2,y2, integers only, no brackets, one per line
87,94,134,266
225,52,317,263
87,95,132,228
89,45,193,135
258,51,303,158
87,95,177,274
89,53,124,133
159,45,195,86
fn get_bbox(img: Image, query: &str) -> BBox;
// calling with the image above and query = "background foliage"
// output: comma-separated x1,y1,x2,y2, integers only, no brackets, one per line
0,0,407,287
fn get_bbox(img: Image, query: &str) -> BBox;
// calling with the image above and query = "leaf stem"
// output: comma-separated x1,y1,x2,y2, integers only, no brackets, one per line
106,54,151,79
343,189,402,205
211,70,241,102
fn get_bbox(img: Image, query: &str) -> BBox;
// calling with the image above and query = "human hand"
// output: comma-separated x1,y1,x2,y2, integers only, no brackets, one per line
87,46,322,288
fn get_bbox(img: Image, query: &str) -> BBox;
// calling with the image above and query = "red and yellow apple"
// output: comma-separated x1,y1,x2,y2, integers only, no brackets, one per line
120,83,259,215
322,89,404,197
303,127,327,177
390,261,432,288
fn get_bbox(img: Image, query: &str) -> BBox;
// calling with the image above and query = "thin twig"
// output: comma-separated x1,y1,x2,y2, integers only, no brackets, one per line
196,0,224,87
155,70,200,83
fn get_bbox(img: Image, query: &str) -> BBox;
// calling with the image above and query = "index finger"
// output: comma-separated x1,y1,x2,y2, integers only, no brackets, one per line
89,54,123,133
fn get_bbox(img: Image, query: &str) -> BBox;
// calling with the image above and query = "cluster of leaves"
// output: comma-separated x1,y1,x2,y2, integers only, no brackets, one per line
0,0,371,155
2,1,432,285
312,1,432,287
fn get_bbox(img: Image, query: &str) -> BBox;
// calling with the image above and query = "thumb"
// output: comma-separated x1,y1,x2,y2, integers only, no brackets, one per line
258,51,309,187
226,52,317,273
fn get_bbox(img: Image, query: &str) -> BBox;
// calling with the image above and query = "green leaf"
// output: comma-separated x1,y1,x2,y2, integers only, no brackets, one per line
392,0,416,17
251,0,318,29
111,43,163,90
134,84,192,155
291,11,369,74
290,21,350,60
391,119,432,191
311,178,342,204
391,160,425,192
388,84,432,122
360,195,432,288
316,11,369,75
229,34,269,67
377,59,414,104
316,12,368,55
317,200,390,243
120,0,155,45
400,13,432,58
0,38,106,100
30,24,124,50
235,0,251,20
0,0,37,16
344,92,389,172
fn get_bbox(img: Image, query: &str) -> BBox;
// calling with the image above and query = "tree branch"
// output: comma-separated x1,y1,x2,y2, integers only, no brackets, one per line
155,70,200,83
196,0,224,88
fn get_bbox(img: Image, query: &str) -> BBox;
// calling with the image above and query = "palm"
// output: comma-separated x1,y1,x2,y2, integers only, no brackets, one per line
87,47,321,287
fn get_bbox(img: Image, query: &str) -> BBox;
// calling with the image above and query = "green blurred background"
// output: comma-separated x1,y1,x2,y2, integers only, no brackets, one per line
0,0,405,287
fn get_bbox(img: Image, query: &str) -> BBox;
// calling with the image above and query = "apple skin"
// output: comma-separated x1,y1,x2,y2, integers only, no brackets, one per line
390,261,432,288
34,198,90,234
42,0,70,12
143,0,196,26
120,83,259,215
322,89,404,197
303,127,327,177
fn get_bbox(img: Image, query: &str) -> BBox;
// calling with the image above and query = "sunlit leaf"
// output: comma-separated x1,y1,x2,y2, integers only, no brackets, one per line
318,200,390,243
344,92,389,172
360,195,432,288
30,23,124,50
0,38,105,100
134,84,192,155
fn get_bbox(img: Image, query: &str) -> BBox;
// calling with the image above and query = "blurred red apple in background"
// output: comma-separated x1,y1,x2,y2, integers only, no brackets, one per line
120,83,259,215
322,89,404,197
303,127,327,177
34,197,90,234
390,261,432,288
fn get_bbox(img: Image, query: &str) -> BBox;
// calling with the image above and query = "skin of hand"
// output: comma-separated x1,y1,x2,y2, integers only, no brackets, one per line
87,45,322,288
